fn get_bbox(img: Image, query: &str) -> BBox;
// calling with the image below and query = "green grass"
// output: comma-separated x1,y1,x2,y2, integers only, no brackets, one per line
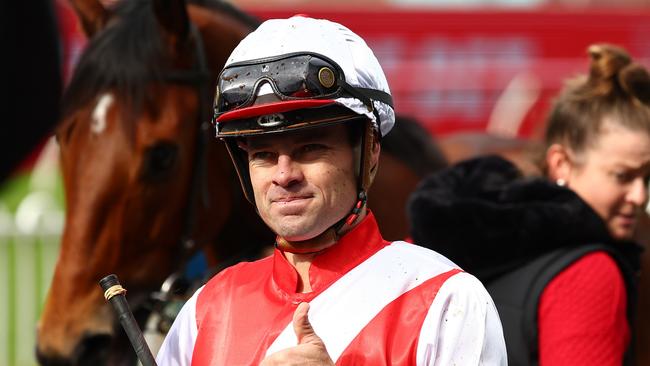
0,172,65,213
0,174,33,212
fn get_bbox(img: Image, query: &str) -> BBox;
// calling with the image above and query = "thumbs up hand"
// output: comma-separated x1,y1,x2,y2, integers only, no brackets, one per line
260,302,334,366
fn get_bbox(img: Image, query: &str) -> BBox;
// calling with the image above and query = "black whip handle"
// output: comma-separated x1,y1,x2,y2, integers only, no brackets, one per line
99,274,158,366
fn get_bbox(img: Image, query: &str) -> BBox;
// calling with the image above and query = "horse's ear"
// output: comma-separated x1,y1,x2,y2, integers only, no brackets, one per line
68,0,109,37
152,0,190,46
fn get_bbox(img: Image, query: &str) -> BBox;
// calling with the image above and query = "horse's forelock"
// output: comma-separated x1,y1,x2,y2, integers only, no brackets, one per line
61,0,170,139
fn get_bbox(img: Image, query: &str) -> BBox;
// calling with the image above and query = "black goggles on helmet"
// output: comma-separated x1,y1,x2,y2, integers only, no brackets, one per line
213,52,393,118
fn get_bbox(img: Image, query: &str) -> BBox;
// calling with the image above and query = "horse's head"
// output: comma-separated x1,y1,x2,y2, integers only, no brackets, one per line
36,0,259,364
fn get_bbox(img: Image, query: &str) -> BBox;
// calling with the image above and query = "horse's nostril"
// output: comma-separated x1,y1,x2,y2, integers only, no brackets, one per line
73,334,112,366
35,347,72,366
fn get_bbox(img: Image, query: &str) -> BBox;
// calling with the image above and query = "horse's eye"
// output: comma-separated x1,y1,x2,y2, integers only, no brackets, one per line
142,142,178,181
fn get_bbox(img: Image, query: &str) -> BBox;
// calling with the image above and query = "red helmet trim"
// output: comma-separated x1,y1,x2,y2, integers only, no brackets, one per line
216,99,337,122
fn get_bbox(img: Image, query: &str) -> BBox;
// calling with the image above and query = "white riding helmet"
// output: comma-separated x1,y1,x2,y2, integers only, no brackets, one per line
212,16,395,245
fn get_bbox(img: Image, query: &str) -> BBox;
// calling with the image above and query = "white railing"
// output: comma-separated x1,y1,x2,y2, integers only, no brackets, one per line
0,197,63,366
0,139,64,366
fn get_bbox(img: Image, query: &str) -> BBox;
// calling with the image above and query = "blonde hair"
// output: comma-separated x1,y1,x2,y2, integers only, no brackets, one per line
543,44,650,164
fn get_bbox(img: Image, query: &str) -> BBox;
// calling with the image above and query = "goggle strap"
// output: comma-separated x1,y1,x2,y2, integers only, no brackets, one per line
354,87,394,109
342,86,393,110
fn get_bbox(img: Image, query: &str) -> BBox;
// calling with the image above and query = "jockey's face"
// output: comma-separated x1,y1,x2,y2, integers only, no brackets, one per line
241,123,357,243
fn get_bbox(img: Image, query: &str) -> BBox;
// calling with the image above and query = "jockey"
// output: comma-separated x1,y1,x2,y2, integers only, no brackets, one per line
156,16,507,365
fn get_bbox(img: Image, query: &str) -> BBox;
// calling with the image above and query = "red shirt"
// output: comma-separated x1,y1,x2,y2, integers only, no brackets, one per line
538,251,629,365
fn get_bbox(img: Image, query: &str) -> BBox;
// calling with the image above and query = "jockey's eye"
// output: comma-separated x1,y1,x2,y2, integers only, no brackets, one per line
141,142,178,181
298,144,326,155
249,150,276,163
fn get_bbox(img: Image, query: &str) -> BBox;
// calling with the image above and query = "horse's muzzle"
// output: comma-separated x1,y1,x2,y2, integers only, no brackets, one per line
36,333,112,366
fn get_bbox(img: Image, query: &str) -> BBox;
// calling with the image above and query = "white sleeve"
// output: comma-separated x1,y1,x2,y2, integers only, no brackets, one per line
155,286,204,366
416,272,507,366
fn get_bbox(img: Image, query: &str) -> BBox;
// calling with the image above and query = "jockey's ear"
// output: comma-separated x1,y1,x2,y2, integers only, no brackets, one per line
69,0,110,37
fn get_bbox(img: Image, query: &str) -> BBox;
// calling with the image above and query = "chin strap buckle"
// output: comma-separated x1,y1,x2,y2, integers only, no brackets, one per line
344,191,368,226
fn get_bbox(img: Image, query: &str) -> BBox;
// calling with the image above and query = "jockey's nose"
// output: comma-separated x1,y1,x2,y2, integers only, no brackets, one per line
272,154,304,188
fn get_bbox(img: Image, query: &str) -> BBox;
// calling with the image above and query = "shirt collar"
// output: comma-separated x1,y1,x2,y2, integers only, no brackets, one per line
271,211,388,296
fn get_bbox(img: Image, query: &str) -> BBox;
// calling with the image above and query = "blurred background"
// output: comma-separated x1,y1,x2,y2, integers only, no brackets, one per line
2,0,650,364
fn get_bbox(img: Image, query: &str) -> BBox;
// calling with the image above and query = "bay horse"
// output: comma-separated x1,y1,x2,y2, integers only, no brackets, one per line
36,0,446,364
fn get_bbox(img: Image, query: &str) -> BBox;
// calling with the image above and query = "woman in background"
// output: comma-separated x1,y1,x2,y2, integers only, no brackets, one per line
408,44,650,365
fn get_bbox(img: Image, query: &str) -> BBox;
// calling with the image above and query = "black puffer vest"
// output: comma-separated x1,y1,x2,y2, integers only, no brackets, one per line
486,243,638,366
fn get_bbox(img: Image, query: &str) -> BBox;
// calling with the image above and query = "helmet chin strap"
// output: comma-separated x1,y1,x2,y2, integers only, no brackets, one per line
275,121,375,254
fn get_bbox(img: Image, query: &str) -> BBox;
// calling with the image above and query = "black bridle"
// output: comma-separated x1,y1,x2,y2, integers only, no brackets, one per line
141,24,213,316
165,24,212,261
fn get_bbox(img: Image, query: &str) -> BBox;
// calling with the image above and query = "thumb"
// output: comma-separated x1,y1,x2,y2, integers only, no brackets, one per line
293,302,321,345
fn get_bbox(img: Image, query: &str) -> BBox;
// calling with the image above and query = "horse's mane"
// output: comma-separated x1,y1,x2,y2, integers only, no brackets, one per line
382,115,448,176
194,0,260,30
60,0,258,126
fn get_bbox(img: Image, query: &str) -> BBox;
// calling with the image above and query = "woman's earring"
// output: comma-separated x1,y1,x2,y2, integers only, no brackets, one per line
556,178,566,186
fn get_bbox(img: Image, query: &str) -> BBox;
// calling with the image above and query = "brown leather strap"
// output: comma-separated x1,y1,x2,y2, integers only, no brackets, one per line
360,120,376,193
